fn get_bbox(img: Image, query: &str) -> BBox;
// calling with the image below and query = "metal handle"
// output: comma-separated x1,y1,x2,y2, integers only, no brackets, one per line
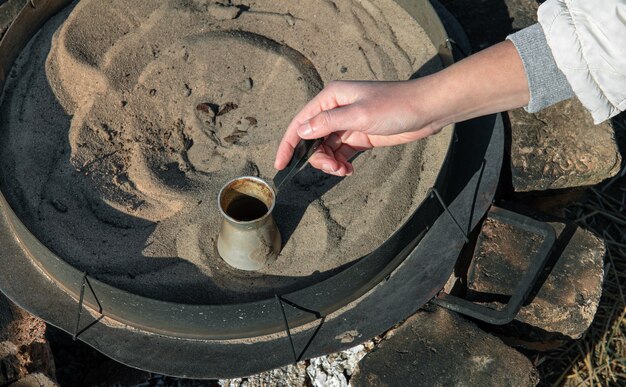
432,206,557,325
272,138,324,191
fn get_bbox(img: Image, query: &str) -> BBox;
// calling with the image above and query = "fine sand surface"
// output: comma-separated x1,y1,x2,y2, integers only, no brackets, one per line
0,0,448,304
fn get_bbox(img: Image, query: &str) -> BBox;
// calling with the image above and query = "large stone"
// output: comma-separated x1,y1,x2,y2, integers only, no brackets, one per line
351,305,539,387
467,214,605,345
0,295,56,385
510,100,622,191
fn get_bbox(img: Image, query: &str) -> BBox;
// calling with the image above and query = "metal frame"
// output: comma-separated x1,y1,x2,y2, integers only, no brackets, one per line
0,0,504,378
433,207,557,325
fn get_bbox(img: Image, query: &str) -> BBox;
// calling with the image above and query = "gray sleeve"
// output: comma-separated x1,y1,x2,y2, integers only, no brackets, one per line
506,23,574,113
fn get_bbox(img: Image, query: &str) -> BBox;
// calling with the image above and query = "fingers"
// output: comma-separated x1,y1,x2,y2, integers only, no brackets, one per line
326,133,360,166
332,145,355,176
296,104,366,140
307,142,358,177
334,143,359,167
308,145,351,176
274,132,299,170
275,82,361,169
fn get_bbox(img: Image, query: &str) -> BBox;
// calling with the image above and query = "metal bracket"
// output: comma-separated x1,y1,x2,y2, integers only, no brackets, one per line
73,272,103,340
429,188,469,243
432,207,557,325
445,38,469,59
275,295,325,364
438,38,470,66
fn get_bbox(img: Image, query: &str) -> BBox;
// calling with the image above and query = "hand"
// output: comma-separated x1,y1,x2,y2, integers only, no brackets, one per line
274,80,443,176
274,41,530,177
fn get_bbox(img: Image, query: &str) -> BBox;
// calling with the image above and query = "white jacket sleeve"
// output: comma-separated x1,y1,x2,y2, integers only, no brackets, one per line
538,0,626,124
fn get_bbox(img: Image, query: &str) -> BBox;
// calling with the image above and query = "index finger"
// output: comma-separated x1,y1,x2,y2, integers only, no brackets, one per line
274,83,355,169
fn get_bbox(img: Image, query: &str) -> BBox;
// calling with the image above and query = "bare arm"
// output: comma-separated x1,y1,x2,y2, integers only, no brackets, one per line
426,40,529,129
274,40,529,176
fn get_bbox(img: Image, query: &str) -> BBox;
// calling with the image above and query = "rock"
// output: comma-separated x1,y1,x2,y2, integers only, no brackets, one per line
220,362,308,387
306,343,372,387
510,100,621,191
351,305,539,387
9,373,56,387
0,295,56,385
467,214,605,346
219,343,373,387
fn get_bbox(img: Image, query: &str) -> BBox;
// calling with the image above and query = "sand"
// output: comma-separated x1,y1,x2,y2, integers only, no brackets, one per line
0,0,448,304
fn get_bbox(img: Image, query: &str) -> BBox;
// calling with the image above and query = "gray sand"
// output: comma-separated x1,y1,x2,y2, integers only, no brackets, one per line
0,0,448,304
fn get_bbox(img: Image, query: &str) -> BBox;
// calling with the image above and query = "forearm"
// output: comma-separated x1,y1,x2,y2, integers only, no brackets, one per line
416,40,529,130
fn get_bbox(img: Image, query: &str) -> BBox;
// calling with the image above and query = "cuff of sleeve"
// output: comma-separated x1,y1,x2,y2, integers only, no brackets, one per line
506,23,573,113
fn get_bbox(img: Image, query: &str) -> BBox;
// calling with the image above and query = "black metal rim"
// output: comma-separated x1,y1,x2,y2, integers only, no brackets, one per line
0,0,504,378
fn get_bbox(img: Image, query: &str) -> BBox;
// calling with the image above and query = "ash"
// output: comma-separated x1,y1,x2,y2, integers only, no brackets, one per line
220,342,373,387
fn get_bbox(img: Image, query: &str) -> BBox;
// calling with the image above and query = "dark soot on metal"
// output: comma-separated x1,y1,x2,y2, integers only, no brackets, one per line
226,195,268,221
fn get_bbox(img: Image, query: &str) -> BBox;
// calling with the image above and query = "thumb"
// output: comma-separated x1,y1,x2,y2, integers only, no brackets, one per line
297,105,367,139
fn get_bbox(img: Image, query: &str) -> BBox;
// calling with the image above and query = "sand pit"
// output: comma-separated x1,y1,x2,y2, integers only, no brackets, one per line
0,0,448,304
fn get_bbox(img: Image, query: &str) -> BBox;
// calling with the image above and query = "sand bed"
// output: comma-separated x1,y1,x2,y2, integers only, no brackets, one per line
0,0,447,304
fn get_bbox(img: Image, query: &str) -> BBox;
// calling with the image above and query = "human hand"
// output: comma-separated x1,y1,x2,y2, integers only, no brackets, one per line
274,41,531,177
274,80,445,177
